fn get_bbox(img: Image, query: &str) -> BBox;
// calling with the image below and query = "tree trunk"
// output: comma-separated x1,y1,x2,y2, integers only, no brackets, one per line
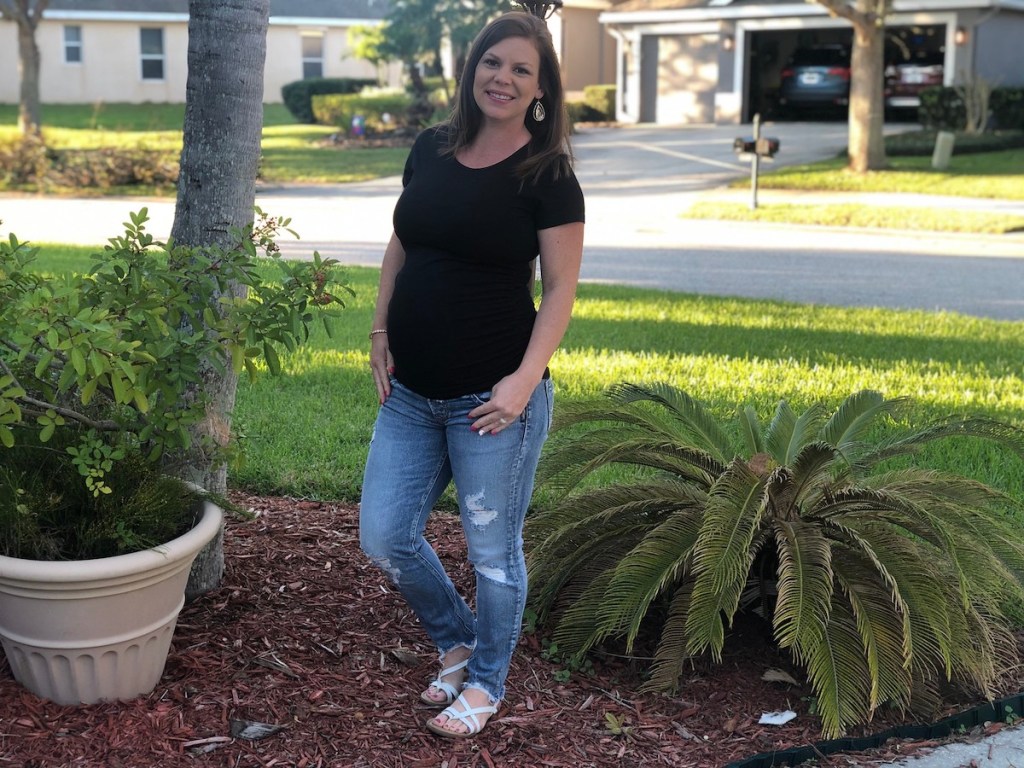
172,0,269,599
2,0,48,136
847,17,887,172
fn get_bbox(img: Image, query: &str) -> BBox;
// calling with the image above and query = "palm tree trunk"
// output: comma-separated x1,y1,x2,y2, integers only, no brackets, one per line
171,0,269,599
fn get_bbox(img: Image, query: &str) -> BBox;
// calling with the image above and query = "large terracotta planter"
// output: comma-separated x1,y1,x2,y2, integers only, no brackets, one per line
0,498,223,705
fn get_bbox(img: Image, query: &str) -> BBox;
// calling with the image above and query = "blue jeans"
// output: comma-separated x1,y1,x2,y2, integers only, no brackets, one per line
359,377,553,703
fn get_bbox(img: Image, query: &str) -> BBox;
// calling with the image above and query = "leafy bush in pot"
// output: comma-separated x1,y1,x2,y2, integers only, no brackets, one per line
0,209,352,556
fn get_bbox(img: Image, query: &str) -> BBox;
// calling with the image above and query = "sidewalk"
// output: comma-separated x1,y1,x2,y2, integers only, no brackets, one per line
877,722,1024,767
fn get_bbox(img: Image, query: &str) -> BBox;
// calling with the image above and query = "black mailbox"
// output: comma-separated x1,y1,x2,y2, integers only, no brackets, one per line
733,137,756,155
734,137,780,157
756,137,780,157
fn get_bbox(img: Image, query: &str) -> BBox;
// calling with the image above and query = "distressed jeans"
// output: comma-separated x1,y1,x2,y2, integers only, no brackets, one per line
359,377,553,703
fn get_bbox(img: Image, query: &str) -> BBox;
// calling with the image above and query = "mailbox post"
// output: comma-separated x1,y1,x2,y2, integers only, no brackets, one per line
733,113,779,210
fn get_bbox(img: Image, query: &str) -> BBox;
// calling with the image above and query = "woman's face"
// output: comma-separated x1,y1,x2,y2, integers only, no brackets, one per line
472,36,544,128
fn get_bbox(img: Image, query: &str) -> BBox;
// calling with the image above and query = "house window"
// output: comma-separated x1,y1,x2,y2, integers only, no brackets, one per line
64,25,82,64
302,33,324,79
140,27,165,80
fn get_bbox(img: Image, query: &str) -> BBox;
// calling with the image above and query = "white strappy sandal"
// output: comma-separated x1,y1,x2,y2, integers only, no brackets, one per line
419,657,469,706
425,692,498,739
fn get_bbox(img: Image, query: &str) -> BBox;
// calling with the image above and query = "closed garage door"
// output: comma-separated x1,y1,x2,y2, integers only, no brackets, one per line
640,34,718,124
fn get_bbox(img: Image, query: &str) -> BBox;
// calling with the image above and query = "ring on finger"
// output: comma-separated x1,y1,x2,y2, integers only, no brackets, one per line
499,418,507,425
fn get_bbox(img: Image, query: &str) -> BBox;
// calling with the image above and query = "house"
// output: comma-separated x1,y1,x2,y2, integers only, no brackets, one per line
599,0,1024,125
545,0,622,94
0,0,402,105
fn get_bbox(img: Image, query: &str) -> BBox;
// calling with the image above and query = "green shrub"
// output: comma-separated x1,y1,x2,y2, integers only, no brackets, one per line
919,86,1024,132
583,84,616,120
50,147,179,188
567,101,606,124
281,77,376,124
1,210,352,506
0,432,199,560
528,384,1024,739
0,137,179,190
918,86,966,131
312,91,414,134
885,128,1024,156
991,88,1024,130
0,133,49,185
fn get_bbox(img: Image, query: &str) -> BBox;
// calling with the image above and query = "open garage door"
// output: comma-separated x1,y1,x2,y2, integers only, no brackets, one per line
744,24,947,122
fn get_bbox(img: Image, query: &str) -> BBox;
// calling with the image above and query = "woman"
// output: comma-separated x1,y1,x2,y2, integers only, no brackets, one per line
359,11,585,739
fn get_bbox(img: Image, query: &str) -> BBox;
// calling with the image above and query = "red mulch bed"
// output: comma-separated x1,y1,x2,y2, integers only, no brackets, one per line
2,492,1022,767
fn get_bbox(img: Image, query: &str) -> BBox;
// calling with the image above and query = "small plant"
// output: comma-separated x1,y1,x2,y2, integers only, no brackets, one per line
540,638,595,683
1006,705,1020,725
802,696,819,717
528,384,1024,738
604,712,631,737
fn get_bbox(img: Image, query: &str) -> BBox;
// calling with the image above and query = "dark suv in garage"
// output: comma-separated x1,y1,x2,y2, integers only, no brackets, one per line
778,44,852,114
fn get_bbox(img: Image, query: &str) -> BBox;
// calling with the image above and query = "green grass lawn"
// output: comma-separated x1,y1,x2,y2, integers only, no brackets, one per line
24,244,1024,508
685,200,1024,234
752,149,1024,200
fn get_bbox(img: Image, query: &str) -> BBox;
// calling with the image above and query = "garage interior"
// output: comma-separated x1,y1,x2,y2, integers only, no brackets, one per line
743,24,948,122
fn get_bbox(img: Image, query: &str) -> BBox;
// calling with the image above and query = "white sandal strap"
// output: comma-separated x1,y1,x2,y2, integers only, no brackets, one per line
427,657,469,698
436,657,469,680
440,693,497,734
430,680,460,700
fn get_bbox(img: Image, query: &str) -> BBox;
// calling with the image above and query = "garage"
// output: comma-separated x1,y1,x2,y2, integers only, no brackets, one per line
601,0,1022,127
744,24,948,122
639,33,719,123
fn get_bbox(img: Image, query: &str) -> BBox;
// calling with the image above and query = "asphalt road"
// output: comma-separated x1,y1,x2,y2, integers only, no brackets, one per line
2,122,1022,320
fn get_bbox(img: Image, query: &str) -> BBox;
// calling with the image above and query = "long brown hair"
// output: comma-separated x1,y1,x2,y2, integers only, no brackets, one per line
442,11,573,182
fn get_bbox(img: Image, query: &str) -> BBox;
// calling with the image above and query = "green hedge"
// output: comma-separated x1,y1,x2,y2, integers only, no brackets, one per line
583,84,616,120
919,86,1024,131
885,128,1024,156
991,88,1024,130
281,77,377,124
312,92,413,134
0,134,179,189
568,85,617,123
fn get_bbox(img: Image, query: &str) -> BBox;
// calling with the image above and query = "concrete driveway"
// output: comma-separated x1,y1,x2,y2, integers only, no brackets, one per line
2,122,1022,320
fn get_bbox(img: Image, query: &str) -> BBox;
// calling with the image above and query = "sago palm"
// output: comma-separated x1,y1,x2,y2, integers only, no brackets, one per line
527,384,1024,737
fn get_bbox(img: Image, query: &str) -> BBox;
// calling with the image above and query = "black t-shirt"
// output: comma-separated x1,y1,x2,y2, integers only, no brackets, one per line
387,127,585,399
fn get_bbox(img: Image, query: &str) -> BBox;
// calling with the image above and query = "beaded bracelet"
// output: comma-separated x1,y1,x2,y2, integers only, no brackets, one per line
368,329,388,340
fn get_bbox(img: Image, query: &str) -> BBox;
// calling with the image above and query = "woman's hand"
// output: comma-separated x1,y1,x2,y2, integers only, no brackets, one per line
467,372,536,436
369,233,405,405
370,334,394,404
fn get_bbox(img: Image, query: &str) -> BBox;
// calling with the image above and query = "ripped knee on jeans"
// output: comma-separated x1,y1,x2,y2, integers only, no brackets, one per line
475,563,508,584
366,554,402,585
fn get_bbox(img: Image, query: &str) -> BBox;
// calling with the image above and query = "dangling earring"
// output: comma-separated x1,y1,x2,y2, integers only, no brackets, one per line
532,99,546,122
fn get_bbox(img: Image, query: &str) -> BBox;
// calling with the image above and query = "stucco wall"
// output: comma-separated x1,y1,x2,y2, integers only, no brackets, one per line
0,17,396,105
656,34,717,124
0,23,18,101
34,19,189,104
975,12,1024,87
554,6,617,92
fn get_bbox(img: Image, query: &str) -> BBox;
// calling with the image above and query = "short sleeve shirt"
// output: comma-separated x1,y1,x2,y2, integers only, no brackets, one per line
387,127,585,399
